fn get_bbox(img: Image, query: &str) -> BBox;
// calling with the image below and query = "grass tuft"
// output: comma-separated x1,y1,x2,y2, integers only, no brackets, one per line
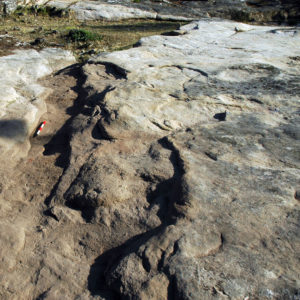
67,28,102,42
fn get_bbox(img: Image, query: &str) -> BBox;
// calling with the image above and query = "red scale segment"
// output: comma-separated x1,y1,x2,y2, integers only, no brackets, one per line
36,121,46,136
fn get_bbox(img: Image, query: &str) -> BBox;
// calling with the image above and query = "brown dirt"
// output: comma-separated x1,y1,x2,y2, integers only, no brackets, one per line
0,63,91,299
0,64,80,218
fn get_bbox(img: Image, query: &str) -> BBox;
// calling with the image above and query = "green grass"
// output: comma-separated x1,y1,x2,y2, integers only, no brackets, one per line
0,8,187,61
67,28,102,42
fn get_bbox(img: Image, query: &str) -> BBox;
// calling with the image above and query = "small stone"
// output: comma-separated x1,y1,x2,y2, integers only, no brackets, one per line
30,37,45,46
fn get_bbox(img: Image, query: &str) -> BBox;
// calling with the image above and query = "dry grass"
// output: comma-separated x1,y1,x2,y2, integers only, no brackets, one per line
0,9,186,60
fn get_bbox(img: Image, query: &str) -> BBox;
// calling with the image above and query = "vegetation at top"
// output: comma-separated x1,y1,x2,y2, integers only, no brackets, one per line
67,28,102,42
0,5,186,61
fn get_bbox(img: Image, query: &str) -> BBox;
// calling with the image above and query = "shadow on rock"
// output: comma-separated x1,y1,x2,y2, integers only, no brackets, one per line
0,119,27,140
88,225,165,298
88,137,187,297
43,63,87,169
145,137,186,224
93,22,181,34
43,63,88,206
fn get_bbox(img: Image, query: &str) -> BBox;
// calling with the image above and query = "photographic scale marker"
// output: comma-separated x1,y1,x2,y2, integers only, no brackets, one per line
36,121,46,136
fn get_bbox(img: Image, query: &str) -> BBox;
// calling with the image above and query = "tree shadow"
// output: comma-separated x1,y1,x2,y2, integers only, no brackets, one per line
0,119,27,140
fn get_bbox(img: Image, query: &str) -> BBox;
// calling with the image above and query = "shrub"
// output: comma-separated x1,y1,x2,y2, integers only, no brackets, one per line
67,29,102,42
36,6,48,16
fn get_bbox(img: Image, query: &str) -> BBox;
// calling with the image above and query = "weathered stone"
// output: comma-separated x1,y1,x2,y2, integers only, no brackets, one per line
0,16,299,300
0,223,25,270
3,0,300,24
89,20,300,141
0,48,75,162
139,273,169,300
72,20,299,299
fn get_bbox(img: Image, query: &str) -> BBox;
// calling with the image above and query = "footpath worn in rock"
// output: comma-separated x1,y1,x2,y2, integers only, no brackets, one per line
0,19,299,299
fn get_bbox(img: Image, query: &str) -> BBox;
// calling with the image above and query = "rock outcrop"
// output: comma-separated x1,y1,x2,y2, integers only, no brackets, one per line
1,0,300,24
0,18,299,300
0,48,75,162
35,0,300,23
46,20,299,299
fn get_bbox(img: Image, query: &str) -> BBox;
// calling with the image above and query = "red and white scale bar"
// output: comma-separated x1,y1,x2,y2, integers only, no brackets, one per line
36,121,46,136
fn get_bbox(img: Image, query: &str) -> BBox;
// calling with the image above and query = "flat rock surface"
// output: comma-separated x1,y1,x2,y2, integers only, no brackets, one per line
73,20,300,299
0,19,299,300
